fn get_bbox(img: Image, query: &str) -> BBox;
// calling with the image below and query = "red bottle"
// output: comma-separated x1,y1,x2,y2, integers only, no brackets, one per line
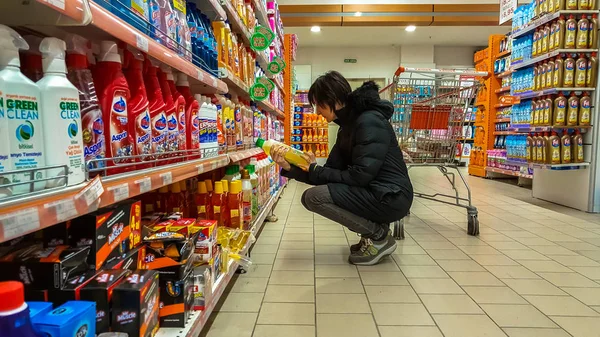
94,41,134,174
123,47,151,167
228,181,243,228
158,66,180,160
212,181,225,226
195,181,209,220
176,73,200,156
162,66,188,153
144,57,168,161
204,179,214,219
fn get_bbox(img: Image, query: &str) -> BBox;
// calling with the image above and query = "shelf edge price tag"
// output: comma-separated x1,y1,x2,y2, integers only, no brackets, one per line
108,183,130,203
136,33,149,53
0,208,41,241
76,176,104,207
44,198,77,222
160,172,173,185
135,177,152,194
44,0,66,10
197,164,206,174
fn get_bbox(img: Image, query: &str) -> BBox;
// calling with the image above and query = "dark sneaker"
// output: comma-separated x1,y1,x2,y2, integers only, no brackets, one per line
348,234,397,266
350,236,367,253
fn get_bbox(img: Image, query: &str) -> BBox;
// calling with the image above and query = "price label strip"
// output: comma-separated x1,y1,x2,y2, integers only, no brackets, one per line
75,176,104,207
160,172,173,185
0,208,41,241
44,198,77,222
136,33,149,53
135,177,152,194
108,183,130,203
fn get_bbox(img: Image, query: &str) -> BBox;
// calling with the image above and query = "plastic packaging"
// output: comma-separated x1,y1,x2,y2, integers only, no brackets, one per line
144,57,168,158
20,35,43,82
576,15,590,49
579,92,591,125
161,65,187,151
553,93,567,126
241,169,252,230
565,15,577,48
228,180,243,228
567,92,580,126
586,52,597,87
176,73,200,154
564,54,575,87
547,131,561,164
37,37,85,187
575,53,587,88
157,66,179,158
256,138,312,171
0,282,44,337
572,130,584,163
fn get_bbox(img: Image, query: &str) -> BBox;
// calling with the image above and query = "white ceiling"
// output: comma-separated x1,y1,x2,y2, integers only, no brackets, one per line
287,26,511,47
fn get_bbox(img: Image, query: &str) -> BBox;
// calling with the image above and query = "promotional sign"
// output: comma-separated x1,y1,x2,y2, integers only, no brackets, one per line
500,0,517,24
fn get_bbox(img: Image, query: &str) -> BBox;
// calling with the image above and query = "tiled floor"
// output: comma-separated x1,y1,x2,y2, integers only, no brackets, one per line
202,168,600,337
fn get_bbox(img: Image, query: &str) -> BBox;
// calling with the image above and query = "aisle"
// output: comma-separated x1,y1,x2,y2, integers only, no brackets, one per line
202,170,600,337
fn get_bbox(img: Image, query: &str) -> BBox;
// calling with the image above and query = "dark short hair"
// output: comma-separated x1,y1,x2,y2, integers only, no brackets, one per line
308,71,352,109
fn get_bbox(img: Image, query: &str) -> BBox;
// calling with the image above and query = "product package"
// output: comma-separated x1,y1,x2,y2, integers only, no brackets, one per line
159,270,194,327
192,266,212,311
111,270,160,337
31,301,96,337
192,220,218,265
69,200,142,270
48,270,98,306
80,270,131,334
42,222,70,247
105,245,147,270
27,302,54,320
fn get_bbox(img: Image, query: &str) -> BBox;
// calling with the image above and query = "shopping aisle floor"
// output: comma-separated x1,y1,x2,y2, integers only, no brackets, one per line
202,169,600,337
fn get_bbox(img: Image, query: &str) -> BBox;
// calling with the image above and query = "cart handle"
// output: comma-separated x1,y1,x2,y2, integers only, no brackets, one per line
394,66,490,79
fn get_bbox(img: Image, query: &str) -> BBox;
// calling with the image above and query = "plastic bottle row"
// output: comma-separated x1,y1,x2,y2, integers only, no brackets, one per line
513,0,597,33
291,128,329,143
494,135,508,149
290,144,329,158
293,112,328,127
524,131,584,164
512,92,591,126
530,14,598,60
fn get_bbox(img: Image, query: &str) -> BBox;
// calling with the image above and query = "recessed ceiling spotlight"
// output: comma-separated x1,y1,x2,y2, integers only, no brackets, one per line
311,26,321,33
405,25,416,32
354,11,362,16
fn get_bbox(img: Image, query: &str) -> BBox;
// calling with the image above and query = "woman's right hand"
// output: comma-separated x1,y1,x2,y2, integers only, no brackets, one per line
270,144,291,171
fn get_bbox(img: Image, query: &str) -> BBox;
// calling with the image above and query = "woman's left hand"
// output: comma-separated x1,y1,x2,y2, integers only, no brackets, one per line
302,151,317,166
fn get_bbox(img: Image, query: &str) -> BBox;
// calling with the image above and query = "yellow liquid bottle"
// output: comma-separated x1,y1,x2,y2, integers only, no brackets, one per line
256,138,312,171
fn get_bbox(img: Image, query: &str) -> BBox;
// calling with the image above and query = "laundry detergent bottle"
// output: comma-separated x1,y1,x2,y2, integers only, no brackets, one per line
94,41,134,174
176,73,200,156
157,66,179,159
0,281,44,337
65,34,106,174
162,65,187,152
123,46,151,166
143,57,168,159
0,25,46,194
37,37,85,187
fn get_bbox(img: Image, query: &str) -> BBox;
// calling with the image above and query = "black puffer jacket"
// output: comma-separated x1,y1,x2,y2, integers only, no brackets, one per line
283,81,413,223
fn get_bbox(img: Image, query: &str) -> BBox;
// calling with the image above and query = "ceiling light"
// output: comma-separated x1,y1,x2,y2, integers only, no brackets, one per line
311,26,321,33
405,25,416,32
354,11,362,16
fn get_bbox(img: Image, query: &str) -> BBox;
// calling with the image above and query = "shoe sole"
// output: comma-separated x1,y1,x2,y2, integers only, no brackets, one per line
349,242,398,266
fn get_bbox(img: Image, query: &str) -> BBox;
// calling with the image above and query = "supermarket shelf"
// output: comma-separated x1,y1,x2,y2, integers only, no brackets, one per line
496,50,512,59
514,87,596,99
229,148,263,162
495,118,511,123
512,10,600,39
197,0,227,20
512,49,598,70
293,126,329,129
274,77,286,94
495,86,511,94
532,162,590,170
496,70,514,78
155,184,286,337
505,160,529,167
494,102,514,108
295,102,312,107
486,166,533,179
220,67,250,96
89,2,227,93
493,131,516,135
292,141,328,144
458,138,474,141
253,0,270,27
256,100,285,118
510,125,592,133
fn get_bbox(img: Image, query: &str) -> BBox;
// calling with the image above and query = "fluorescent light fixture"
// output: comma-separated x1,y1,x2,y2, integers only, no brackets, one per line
354,11,362,16
405,25,416,32
311,26,321,32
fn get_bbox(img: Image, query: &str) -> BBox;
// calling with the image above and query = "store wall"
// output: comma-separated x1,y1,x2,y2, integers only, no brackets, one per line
434,46,480,68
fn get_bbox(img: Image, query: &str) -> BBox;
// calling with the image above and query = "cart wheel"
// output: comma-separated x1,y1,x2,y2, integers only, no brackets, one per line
236,265,247,274
266,214,278,222
391,219,405,240
466,207,479,236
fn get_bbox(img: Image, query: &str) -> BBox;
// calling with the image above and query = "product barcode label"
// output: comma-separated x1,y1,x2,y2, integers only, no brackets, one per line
45,0,66,10
160,172,173,185
135,177,152,194
197,69,204,81
136,34,149,53
109,183,130,202
0,208,41,241
76,177,104,206
44,198,77,222
197,164,206,174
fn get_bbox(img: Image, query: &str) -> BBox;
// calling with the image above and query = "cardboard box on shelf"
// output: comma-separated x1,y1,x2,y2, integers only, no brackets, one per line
80,269,131,334
111,270,160,337
159,270,194,327
48,271,98,306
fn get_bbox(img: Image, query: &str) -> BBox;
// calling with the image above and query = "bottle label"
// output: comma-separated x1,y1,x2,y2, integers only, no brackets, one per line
577,21,589,48
552,139,561,163
214,206,221,214
177,102,187,150
166,112,179,152
197,205,206,214
134,108,152,158
81,105,106,168
59,99,84,172
568,100,579,124
563,138,571,162
565,60,575,85
581,99,591,124
109,91,132,163
151,111,167,156
190,107,200,149
566,22,577,47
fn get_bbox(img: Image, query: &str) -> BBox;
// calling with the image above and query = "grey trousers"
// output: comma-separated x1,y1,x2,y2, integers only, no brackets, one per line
301,185,388,240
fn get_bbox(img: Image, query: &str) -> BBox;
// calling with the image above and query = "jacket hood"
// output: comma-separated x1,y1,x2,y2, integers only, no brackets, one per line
346,81,394,120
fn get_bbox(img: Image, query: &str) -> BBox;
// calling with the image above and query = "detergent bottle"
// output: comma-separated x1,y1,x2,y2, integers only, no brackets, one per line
66,34,106,173
157,66,179,159
144,57,168,160
554,55,564,87
575,54,588,88
220,179,230,227
565,15,577,48
241,169,252,230
577,14,590,49
548,131,561,164
122,46,151,166
176,73,200,155
20,35,43,82
94,41,134,173
0,25,46,194
572,130,584,163
161,65,187,152
257,138,312,171
567,92,579,126
586,52,597,87
0,281,44,337
579,92,591,125
561,131,572,163
228,180,243,228
37,37,85,187
564,54,576,87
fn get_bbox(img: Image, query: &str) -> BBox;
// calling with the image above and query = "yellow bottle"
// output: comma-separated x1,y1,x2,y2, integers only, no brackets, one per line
547,131,561,164
571,130,584,162
256,138,312,171
561,132,572,163
575,53,588,88
564,54,576,87
579,92,591,125
567,92,579,126
565,15,577,48
576,15,590,49
554,93,567,126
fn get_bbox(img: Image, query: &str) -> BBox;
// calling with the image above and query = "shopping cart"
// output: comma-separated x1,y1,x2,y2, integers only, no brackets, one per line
379,67,489,238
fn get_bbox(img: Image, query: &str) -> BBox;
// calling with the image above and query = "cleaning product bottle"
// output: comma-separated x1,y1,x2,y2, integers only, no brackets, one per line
0,25,46,194
556,15,566,49
586,52,597,87
554,55,564,87
567,92,579,126
564,54,575,87
241,169,252,230
228,180,243,228
572,129,584,162
156,185,170,212
212,181,225,225
579,92,591,125
20,35,43,82
542,132,550,163
548,131,561,164
143,57,168,159
256,138,312,171
247,161,259,215
176,73,200,155
577,15,590,49
589,14,598,48
195,180,208,220
580,0,591,10
0,281,44,337
540,63,548,88
576,53,588,88
123,47,151,165
220,179,230,227
531,133,539,163
533,99,541,125
37,37,85,187
565,15,577,49
553,93,567,126
561,131,572,163
546,61,554,89
65,34,106,173
550,22,558,51
543,96,553,125
542,24,550,53
556,0,565,10
526,133,534,162
567,0,578,9
157,66,179,158
94,41,134,173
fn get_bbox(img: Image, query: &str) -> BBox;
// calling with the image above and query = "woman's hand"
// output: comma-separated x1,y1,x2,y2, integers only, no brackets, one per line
302,151,317,166
270,144,291,171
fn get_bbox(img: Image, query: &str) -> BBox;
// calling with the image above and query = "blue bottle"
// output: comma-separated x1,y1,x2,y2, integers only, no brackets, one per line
111,0,150,36
0,281,44,337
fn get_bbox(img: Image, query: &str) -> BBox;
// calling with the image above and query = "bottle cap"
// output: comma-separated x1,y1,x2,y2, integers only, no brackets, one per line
256,138,265,148
176,72,189,87
0,281,25,312
65,34,90,69
221,179,229,193
0,25,28,67
214,181,224,194
197,181,207,194
170,183,181,193
205,179,213,192
99,40,121,63
40,37,67,74
159,186,170,193
230,180,242,194
241,169,250,179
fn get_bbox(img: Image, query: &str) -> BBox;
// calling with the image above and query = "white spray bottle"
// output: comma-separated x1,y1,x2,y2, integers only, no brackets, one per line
0,25,46,195
37,37,85,187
